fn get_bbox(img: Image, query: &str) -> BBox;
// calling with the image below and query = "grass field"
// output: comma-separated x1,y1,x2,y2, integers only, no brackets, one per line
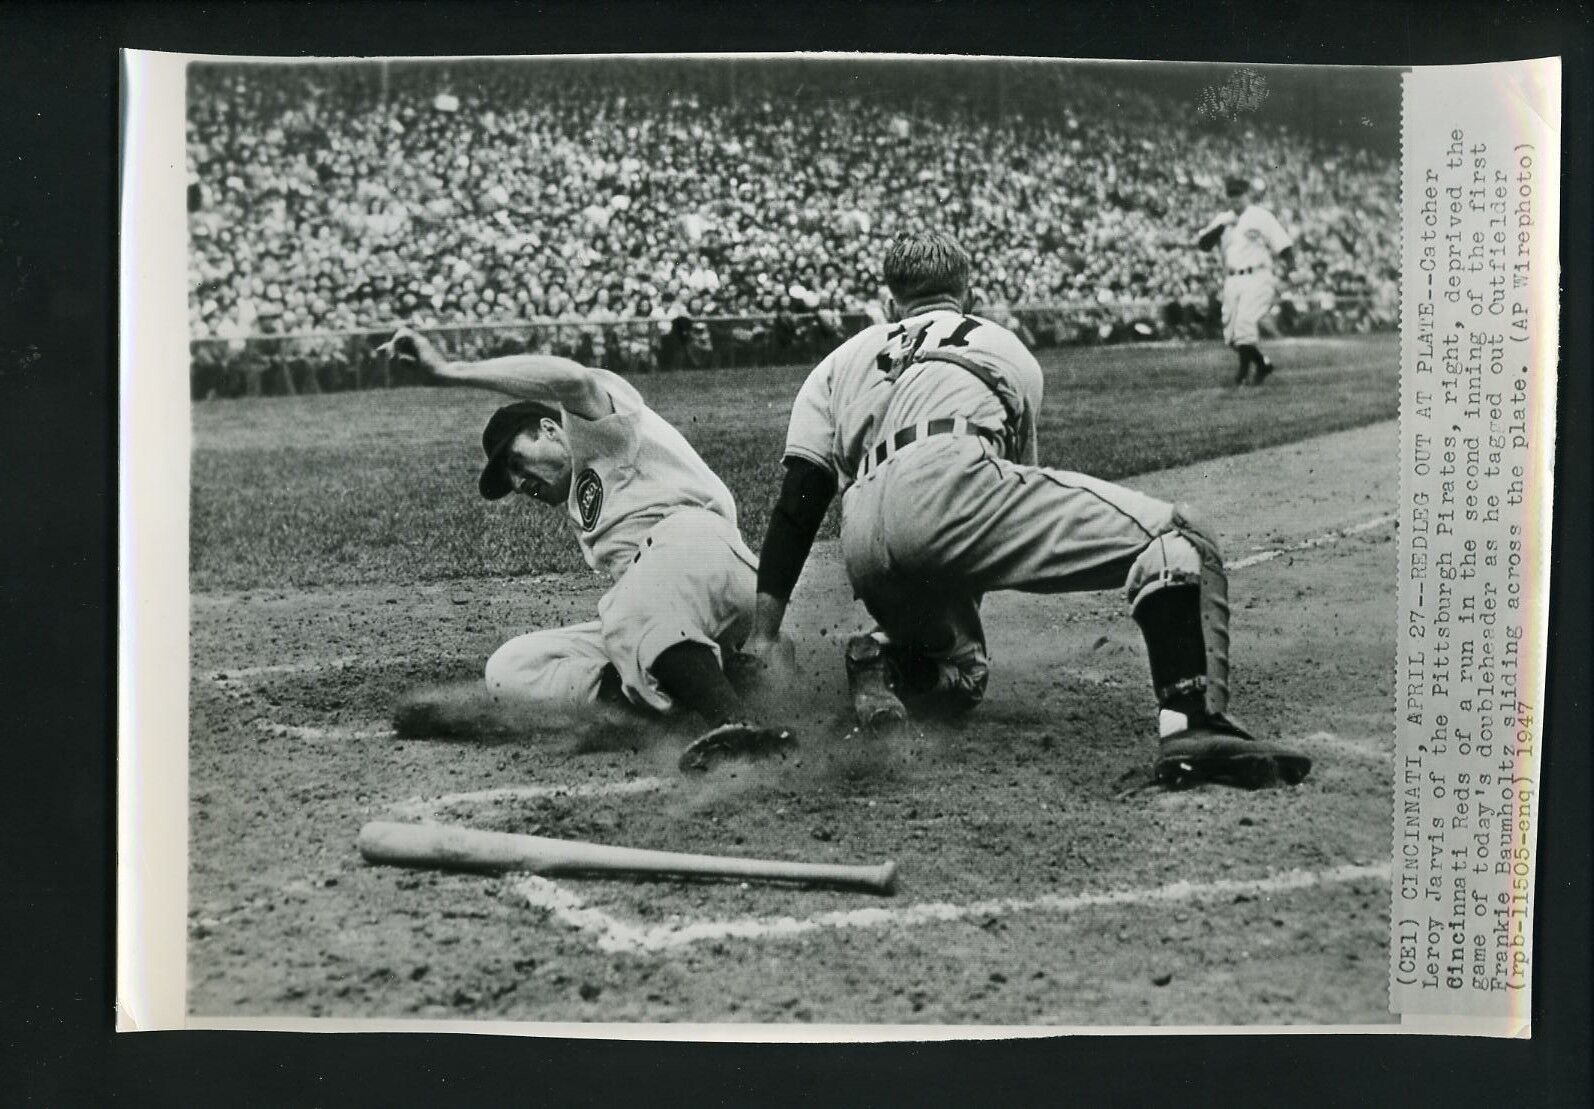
192,335,1398,591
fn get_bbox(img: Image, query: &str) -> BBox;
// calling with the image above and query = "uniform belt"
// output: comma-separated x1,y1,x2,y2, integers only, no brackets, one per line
1227,264,1269,276
857,417,996,479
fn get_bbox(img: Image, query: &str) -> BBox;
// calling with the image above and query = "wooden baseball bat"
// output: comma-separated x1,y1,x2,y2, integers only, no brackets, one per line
358,820,899,896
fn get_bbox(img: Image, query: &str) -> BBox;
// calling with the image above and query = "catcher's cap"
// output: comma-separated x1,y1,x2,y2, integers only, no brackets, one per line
478,400,560,500
1224,176,1251,198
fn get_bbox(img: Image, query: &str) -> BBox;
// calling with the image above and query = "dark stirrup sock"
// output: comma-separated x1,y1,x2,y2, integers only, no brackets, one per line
651,641,746,726
1237,344,1263,376
1130,584,1209,720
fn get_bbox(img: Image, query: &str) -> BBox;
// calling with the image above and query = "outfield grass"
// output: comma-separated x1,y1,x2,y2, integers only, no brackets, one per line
191,334,1398,591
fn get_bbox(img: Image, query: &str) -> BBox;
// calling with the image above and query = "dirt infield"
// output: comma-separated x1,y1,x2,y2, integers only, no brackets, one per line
188,416,1398,1028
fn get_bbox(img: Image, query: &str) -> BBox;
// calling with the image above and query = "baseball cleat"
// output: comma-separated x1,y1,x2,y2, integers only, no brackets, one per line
851,681,909,742
678,723,797,773
845,634,909,739
1154,713,1311,789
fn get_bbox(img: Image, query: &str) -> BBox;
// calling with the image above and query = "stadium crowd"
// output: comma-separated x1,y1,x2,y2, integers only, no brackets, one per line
187,61,1398,385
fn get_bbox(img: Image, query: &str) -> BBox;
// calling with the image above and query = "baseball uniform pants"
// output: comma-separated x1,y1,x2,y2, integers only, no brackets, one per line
1221,271,1278,347
485,508,756,714
839,434,1232,713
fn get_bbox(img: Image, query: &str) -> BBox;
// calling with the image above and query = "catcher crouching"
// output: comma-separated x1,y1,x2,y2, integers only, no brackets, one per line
738,229,1311,789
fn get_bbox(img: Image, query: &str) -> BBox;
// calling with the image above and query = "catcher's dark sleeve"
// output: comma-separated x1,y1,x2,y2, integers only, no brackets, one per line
757,457,837,602
1197,225,1224,251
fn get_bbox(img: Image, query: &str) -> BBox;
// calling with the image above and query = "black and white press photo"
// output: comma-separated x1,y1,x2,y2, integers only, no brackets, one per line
129,51,1463,1031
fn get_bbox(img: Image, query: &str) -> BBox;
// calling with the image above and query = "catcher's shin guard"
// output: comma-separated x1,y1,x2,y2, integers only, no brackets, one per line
845,632,909,736
1126,513,1231,718
1127,517,1311,788
1131,583,1212,719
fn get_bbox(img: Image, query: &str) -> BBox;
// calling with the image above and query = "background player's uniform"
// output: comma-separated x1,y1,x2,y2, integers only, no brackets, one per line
1201,203,1293,348
485,370,757,713
784,305,1234,716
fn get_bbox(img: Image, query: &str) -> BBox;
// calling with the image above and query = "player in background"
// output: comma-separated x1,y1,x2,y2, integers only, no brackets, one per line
1197,176,1295,386
737,230,1311,788
379,327,794,773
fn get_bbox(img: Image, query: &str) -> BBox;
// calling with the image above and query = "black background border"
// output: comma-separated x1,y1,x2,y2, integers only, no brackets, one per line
1,1,1587,1103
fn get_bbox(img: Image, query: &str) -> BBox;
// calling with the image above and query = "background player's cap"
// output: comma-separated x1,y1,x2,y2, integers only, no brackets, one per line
478,400,560,500
1224,176,1251,198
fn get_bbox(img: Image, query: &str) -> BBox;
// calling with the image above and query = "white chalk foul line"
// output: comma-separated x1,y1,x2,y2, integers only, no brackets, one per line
212,656,365,680
386,776,672,821
1228,512,1396,571
512,861,1390,955
255,721,396,742
1296,731,1393,764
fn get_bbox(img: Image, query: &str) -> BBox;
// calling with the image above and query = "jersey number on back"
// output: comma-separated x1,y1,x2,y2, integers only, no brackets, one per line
874,316,982,377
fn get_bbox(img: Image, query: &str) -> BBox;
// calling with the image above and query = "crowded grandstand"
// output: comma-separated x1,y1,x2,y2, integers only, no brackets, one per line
186,58,1399,393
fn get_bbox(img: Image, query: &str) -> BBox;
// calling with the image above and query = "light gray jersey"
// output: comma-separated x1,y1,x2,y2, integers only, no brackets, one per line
563,370,749,582
784,308,1044,487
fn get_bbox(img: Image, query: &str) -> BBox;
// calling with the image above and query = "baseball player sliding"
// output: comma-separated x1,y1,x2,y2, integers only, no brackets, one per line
379,327,794,773
738,230,1311,788
1198,176,1295,386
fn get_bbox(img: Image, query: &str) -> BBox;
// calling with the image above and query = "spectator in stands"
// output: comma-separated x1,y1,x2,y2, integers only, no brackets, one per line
186,60,1399,372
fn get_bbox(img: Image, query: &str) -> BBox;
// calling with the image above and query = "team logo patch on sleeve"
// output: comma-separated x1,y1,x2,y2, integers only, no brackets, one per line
575,468,604,530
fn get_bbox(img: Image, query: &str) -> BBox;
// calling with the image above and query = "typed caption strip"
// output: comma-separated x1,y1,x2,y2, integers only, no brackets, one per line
1394,59,1559,1033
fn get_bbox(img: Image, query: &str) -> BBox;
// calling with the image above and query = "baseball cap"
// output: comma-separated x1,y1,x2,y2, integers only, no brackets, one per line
478,400,559,500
